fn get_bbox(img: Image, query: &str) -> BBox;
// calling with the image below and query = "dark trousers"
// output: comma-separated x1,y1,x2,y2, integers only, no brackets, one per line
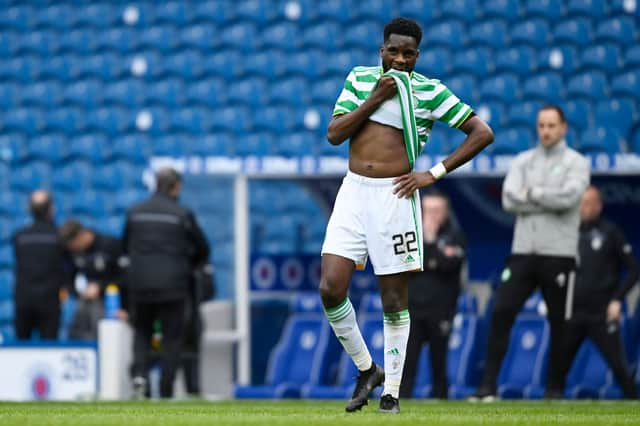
131,298,186,398
554,316,637,399
14,302,59,340
400,312,454,399
481,254,576,391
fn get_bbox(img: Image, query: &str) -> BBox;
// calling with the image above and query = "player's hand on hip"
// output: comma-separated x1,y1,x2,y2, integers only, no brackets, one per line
393,172,435,199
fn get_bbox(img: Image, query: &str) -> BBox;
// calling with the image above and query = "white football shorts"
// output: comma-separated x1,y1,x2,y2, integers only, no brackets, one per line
321,170,423,275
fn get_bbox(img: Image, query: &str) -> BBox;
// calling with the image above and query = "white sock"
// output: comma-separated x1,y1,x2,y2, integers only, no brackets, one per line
324,298,372,371
382,310,410,398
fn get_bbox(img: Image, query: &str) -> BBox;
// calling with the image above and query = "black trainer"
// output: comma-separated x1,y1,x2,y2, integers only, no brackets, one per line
467,386,497,403
345,363,385,412
378,394,400,414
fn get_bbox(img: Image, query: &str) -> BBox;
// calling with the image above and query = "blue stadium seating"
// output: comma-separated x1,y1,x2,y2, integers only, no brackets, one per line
553,18,593,47
397,0,438,22
419,47,452,79
343,20,381,51
476,102,508,128
452,48,493,78
0,271,13,301
146,79,186,107
441,0,478,23
565,340,614,399
595,17,637,45
523,0,562,20
426,20,466,49
235,313,331,398
488,128,534,155
302,22,341,51
522,72,563,103
352,0,394,21
495,46,537,74
566,71,608,99
507,101,542,127
594,98,637,136
482,0,520,20
497,315,549,399
611,70,640,97
510,19,550,47
562,99,593,130
581,44,623,74
567,0,606,19
447,74,478,104
577,127,625,155
625,46,640,68
537,45,580,76
479,73,519,104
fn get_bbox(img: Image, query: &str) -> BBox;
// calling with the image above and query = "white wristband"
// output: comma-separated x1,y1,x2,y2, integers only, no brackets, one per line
429,162,447,180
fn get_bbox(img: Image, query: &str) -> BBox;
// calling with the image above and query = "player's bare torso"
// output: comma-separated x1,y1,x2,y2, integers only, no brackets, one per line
348,121,410,178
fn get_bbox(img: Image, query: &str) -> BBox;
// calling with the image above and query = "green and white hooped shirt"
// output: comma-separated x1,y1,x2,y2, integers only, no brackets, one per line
333,66,473,169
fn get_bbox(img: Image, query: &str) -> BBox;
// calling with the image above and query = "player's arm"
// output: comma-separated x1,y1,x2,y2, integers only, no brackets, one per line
393,113,494,198
502,155,546,214
327,76,397,145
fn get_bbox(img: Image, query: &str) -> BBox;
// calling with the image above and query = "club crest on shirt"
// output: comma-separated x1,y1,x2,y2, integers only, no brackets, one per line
555,272,566,288
591,236,603,251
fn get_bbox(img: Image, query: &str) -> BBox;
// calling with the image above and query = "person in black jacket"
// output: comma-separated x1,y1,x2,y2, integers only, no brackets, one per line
546,186,638,399
123,167,210,398
12,190,69,340
59,219,128,340
399,191,466,399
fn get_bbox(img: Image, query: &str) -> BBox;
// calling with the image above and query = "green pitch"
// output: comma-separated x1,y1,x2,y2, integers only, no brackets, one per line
1,400,640,425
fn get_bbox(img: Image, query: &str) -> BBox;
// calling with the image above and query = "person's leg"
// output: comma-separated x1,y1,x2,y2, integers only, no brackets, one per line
158,299,187,398
378,272,410,400
539,256,575,392
477,255,538,394
588,320,638,399
544,318,585,398
428,314,452,399
399,314,428,399
37,303,60,340
14,303,34,340
320,254,373,372
130,303,154,384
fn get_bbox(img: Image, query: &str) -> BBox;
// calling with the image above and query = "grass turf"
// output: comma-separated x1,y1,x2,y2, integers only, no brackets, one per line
1,400,640,425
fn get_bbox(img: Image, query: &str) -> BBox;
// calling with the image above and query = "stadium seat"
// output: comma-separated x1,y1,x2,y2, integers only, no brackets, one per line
52,161,93,192
44,107,86,135
302,314,385,399
155,1,193,26
577,127,625,155
342,21,382,51
553,18,592,47
0,83,18,110
302,22,341,51
520,291,546,316
169,107,212,135
192,1,232,24
510,18,550,47
62,79,104,108
457,293,478,314
70,191,106,217
523,0,562,20
220,22,257,50
103,79,145,108
507,101,542,128
397,0,438,22
211,107,251,134
1,6,32,32
92,161,145,192
235,313,331,398
285,50,327,79
187,134,235,157
537,45,580,76
87,107,133,136
77,53,128,81
475,102,508,128
149,135,185,157
567,0,606,19
235,132,273,158
488,128,534,155
75,3,117,28
351,0,393,21
521,72,563,103
440,0,478,22
446,74,478,105
164,50,206,80
0,271,13,301
481,0,520,20
19,81,62,108
17,30,60,56
68,134,109,164
624,46,640,69
425,20,466,49
562,99,593,130
595,17,636,45
0,191,27,218
419,47,452,79
324,50,369,78
495,46,537,74
2,108,44,136
227,77,268,108
497,315,549,399
184,78,227,108
580,44,623,74
95,27,139,53
111,135,152,164
253,106,303,134
565,340,614,399
452,48,493,78
310,77,344,105
0,299,14,322
276,132,316,157
594,98,637,136
313,0,353,23
0,56,40,83
479,73,519,104
270,77,308,106
146,79,185,107
611,70,640,97
566,71,608,99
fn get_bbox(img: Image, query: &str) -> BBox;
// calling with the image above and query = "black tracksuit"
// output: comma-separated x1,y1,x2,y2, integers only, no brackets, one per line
400,221,466,399
68,232,126,340
553,218,639,399
12,220,70,340
123,193,209,397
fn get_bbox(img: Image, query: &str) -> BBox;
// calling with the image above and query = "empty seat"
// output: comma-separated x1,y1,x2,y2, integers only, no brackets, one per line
58,29,96,54
76,53,128,81
397,0,438,22
155,1,193,26
489,128,534,155
139,26,178,52
151,135,186,157
313,0,353,23
475,102,508,128
425,20,466,49
1,56,41,83
481,0,520,20
498,315,549,399
343,21,382,50
103,79,146,108
580,44,623,74
562,99,593,130
567,0,606,18
70,191,107,217
537,45,580,75
469,19,508,48
187,134,235,157
566,71,608,99
28,134,68,164
441,0,478,22
553,18,592,47
185,78,227,108
146,79,185,107
479,73,519,103
180,24,215,51
270,78,308,106
62,79,104,108
523,0,562,20
611,70,640,97
495,46,537,74
276,132,316,157
220,22,257,50
419,47,452,79
302,22,341,51
92,162,145,191
594,98,637,136
17,30,60,56
235,132,273,157
44,107,86,134
624,46,640,68
311,77,344,105
9,162,51,192
522,72,563,103
111,134,152,164
227,77,268,107
253,106,303,133
75,3,117,28
452,48,493,77
510,18,550,47
52,161,93,192
1,6,33,32
3,108,44,136
595,17,636,45
285,50,327,79
87,107,133,136
565,341,612,399
352,0,393,21
577,127,625,154
164,50,205,80
95,27,139,53
507,101,543,127
446,74,478,105
68,134,109,163
19,81,62,108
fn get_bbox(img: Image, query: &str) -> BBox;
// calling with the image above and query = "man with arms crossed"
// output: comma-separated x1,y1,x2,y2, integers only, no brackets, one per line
320,17,493,413
471,105,590,401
